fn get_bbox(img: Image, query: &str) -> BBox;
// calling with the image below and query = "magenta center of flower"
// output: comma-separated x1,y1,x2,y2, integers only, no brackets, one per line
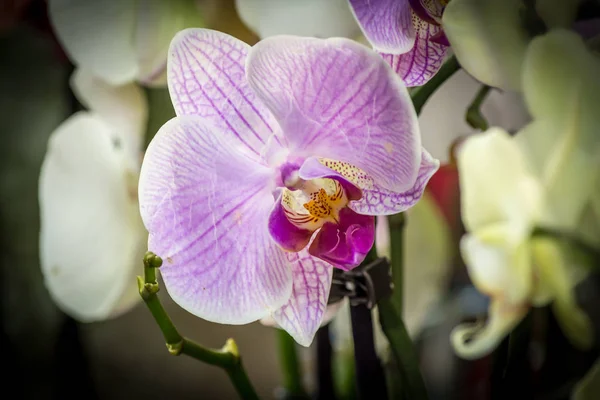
267,165,375,271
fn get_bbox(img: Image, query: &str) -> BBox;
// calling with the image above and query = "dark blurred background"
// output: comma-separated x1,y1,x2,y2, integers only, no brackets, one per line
2,1,599,399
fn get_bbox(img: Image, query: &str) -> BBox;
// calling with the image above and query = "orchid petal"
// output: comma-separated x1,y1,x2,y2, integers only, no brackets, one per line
303,150,438,215
135,0,204,86
350,149,439,215
309,208,375,270
530,238,593,349
138,115,292,324
516,30,600,232
235,0,360,39
451,298,527,360
48,0,139,85
461,228,532,307
167,29,279,161
260,294,343,329
456,227,532,359
40,112,145,321
247,36,421,192
70,68,148,161
272,250,333,346
348,0,415,54
268,192,314,252
457,128,543,235
381,19,447,87
442,0,528,91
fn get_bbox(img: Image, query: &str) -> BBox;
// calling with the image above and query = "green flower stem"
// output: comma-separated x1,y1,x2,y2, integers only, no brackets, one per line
388,213,406,312
138,252,260,400
277,330,309,398
378,300,428,400
375,54,463,400
378,213,429,400
410,55,461,115
466,85,492,131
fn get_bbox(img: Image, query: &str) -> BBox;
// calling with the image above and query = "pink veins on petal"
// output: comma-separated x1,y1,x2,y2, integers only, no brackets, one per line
138,29,437,346
349,0,450,86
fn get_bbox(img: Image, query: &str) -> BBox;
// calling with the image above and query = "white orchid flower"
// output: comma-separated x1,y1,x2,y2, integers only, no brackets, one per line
39,69,148,321
48,0,203,86
451,30,600,359
234,0,361,39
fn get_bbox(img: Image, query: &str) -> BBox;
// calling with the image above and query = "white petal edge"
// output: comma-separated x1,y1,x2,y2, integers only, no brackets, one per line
71,68,148,161
272,251,333,347
235,0,360,39
40,112,146,321
48,0,139,85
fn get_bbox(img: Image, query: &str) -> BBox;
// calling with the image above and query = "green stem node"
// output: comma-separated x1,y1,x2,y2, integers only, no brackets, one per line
138,252,260,400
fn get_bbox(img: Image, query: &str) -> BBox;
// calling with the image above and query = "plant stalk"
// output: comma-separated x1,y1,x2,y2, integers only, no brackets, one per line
139,252,259,400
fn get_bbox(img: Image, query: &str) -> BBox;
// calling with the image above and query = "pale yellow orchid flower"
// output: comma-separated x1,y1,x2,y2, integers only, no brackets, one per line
451,29,600,359
451,128,594,359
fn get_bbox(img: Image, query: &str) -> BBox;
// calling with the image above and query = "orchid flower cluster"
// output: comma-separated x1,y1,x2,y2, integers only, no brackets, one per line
443,0,600,359
36,0,600,397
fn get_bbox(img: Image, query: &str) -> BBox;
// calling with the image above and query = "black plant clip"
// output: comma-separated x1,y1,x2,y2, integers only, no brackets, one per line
327,257,393,309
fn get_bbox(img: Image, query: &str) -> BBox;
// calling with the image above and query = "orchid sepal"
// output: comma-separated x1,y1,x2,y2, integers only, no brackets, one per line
139,28,434,347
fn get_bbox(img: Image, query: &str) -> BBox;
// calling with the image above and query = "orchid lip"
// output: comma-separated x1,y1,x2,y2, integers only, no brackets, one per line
308,208,375,271
270,164,375,271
